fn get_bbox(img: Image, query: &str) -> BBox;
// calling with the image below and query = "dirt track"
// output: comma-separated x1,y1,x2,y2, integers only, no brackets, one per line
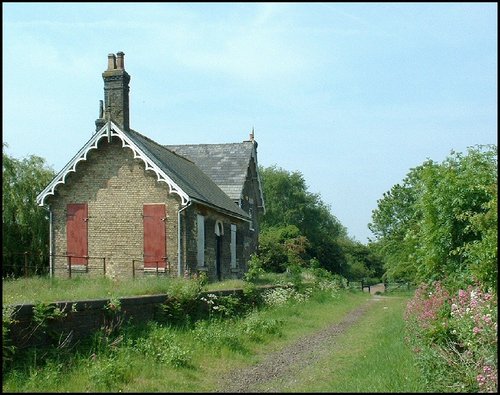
216,289,385,393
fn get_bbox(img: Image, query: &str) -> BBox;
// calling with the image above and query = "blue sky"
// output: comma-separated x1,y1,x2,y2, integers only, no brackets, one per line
3,2,497,243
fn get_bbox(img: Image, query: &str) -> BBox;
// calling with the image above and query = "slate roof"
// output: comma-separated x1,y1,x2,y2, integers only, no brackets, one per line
126,129,250,220
165,142,255,201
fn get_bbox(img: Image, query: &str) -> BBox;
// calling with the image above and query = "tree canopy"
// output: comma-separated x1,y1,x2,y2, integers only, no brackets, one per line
369,144,497,290
2,144,55,276
258,165,382,280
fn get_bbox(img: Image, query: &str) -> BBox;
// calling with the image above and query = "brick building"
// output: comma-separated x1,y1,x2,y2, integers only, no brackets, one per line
36,52,265,281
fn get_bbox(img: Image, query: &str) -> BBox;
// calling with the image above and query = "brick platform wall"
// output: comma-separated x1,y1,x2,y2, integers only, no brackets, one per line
5,286,285,350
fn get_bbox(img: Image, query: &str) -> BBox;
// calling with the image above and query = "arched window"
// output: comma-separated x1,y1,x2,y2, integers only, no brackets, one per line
215,220,224,236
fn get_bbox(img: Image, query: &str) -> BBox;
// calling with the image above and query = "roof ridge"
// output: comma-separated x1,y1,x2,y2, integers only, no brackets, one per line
165,141,252,147
128,129,195,164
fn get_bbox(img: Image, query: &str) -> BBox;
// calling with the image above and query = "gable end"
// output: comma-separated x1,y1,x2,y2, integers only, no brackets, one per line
36,121,190,206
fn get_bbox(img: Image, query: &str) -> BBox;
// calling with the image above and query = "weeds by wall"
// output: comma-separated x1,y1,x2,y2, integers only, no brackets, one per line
3,284,280,352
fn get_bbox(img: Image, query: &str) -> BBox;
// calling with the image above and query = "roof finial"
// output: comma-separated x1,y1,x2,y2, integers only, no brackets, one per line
250,127,255,142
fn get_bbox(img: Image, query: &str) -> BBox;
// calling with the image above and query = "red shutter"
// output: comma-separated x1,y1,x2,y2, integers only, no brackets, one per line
143,204,167,269
66,203,88,265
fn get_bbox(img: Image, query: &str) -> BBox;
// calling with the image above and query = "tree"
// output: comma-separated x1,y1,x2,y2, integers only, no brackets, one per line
415,145,497,289
368,162,430,282
259,165,348,274
2,144,55,276
369,145,497,290
340,238,385,281
258,225,309,273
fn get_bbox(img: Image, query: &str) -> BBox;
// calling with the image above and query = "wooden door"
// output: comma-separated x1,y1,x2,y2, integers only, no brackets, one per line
143,204,166,269
66,203,88,265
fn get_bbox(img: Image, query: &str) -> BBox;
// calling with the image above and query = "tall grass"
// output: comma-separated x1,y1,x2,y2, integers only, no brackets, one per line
3,289,372,392
2,276,199,305
2,275,267,306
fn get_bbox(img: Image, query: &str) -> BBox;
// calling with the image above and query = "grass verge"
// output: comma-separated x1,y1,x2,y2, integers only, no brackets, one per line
278,294,425,392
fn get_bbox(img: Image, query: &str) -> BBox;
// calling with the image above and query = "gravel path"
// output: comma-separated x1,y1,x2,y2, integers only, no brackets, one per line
216,295,380,393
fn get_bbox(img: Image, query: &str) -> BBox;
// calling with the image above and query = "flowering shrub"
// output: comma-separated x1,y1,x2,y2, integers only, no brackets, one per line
316,278,342,296
302,268,346,298
404,281,450,333
200,293,240,319
405,281,497,392
262,286,303,307
262,285,316,307
449,285,497,392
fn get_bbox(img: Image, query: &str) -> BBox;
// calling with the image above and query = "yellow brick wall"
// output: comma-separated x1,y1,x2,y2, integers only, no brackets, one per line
48,137,180,278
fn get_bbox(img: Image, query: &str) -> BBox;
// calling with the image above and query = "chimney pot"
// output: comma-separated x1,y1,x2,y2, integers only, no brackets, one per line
116,51,125,69
102,52,130,132
107,53,116,70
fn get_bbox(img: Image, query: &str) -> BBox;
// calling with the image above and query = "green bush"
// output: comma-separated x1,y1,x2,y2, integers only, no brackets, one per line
134,322,192,368
240,313,283,341
192,319,246,354
2,306,17,370
87,351,133,391
243,254,265,283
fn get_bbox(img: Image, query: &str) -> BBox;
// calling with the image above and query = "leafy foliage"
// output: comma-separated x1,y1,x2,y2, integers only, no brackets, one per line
134,322,192,367
2,144,55,276
258,165,350,275
369,145,497,290
2,306,17,369
258,225,309,272
339,239,384,282
374,145,500,392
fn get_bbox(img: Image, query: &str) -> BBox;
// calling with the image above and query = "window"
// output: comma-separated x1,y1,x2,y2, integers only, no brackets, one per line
230,224,237,268
215,220,224,236
197,214,205,266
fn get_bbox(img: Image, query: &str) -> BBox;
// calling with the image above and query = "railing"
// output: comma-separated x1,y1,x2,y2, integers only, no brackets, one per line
2,252,107,278
361,280,371,293
60,255,107,278
2,251,184,281
132,258,172,278
2,251,50,278
3,252,179,279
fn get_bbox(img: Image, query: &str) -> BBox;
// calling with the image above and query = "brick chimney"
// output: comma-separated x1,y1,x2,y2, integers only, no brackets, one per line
95,52,131,132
